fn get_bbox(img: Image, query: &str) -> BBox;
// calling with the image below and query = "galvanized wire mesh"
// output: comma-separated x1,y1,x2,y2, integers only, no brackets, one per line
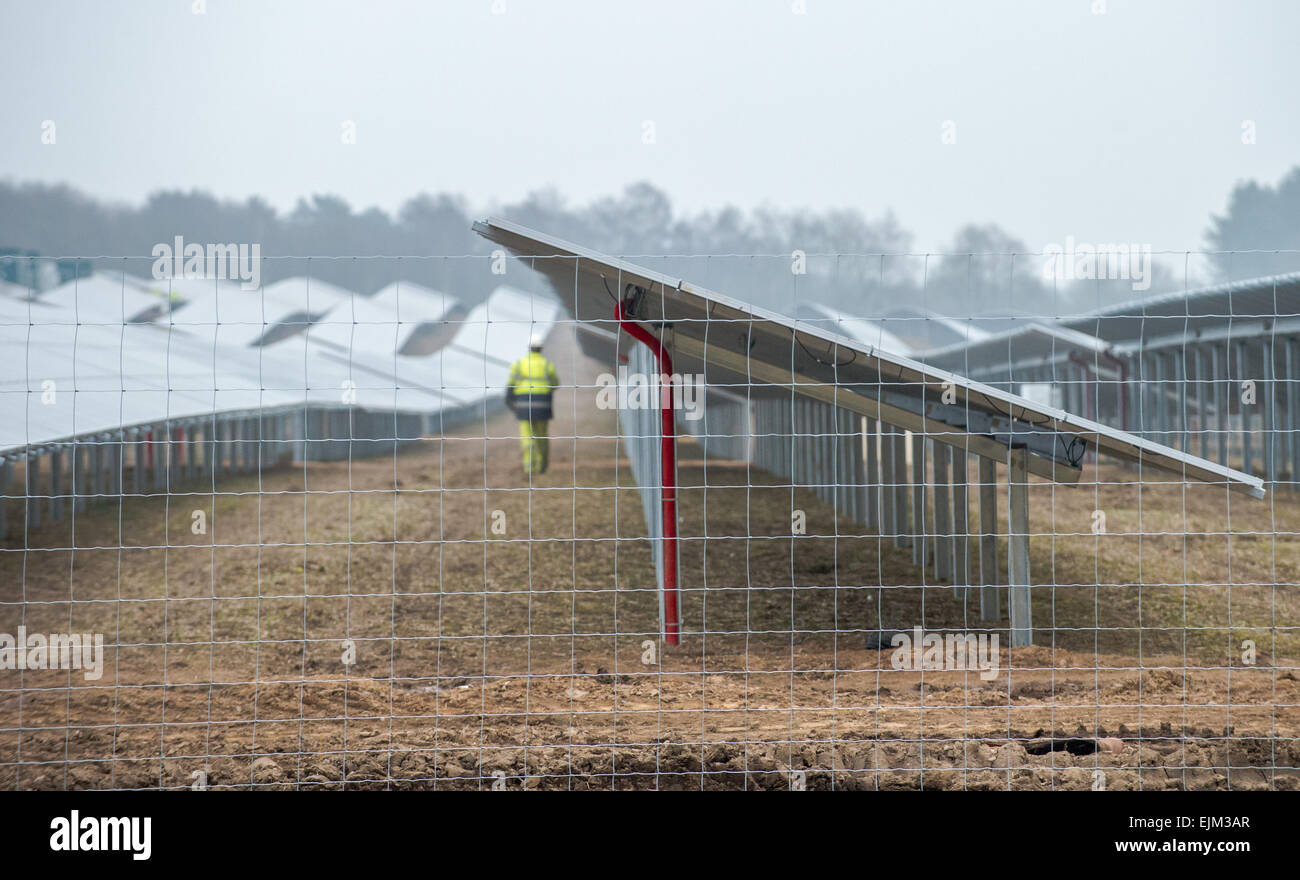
1,250,1297,790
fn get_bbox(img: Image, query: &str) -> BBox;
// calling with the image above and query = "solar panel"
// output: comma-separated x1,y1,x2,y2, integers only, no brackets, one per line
472,216,1265,497
0,293,305,450
1061,269,1300,345
37,273,171,325
918,321,1110,375
798,301,915,356
160,276,350,347
310,281,458,358
0,278,561,455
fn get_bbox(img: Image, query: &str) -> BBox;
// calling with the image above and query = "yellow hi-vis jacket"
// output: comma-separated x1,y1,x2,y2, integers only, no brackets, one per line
507,352,560,396
507,352,559,421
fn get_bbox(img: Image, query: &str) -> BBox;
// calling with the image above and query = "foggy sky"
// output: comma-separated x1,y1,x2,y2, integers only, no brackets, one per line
1,0,1297,254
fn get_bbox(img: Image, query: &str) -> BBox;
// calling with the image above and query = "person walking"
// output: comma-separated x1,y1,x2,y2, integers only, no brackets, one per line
506,332,559,475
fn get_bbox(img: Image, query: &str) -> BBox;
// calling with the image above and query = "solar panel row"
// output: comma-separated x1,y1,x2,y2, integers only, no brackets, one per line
0,271,559,538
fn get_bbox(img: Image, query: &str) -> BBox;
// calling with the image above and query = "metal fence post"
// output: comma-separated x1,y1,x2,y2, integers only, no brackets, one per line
91,439,104,505
852,413,866,526
1237,341,1253,475
978,455,999,621
892,426,909,549
26,453,41,529
1264,339,1277,487
1287,339,1299,489
50,449,64,522
952,448,969,597
73,445,86,513
911,432,927,568
1213,344,1228,465
1194,345,1208,461
109,431,122,499
49,448,64,522
933,441,952,583
880,422,896,539
865,417,878,530
1008,448,1032,646
0,457,10,539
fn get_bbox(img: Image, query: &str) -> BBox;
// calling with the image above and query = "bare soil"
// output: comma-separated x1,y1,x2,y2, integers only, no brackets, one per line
2,325,1298,789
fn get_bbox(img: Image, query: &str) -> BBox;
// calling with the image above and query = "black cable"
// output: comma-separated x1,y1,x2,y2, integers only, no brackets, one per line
599,274,618,304
793,331,858,368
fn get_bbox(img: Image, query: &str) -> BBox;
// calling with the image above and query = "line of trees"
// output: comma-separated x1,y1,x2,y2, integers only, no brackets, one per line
2,169,1297,318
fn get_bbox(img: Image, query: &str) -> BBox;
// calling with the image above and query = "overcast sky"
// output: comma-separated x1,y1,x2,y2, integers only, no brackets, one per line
2,0,1297,253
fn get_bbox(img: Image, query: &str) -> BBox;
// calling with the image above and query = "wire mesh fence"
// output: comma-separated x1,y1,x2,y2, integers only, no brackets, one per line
1,243,1297,790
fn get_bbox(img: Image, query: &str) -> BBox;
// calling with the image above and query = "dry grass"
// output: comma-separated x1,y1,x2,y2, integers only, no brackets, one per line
1,324,1297,789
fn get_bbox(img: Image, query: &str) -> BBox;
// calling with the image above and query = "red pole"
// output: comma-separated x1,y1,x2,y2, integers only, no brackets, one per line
613,301,680,646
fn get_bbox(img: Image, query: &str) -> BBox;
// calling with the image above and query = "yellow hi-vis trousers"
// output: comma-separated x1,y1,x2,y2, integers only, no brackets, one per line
520,419,549,475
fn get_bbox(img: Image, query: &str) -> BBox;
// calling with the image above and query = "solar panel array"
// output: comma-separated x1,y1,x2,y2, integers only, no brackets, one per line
908,271,1300,487
0,239,1294,792
0,271,559,536
472,218,1265,654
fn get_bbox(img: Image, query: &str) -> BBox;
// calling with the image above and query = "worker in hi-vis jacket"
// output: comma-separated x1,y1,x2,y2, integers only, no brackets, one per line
506,332,559,475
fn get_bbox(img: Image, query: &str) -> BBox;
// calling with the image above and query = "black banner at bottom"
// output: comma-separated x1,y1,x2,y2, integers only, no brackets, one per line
0,792,1278,868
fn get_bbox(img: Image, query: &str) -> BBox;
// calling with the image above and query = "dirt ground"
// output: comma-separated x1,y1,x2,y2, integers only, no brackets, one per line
2,324,1298,789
